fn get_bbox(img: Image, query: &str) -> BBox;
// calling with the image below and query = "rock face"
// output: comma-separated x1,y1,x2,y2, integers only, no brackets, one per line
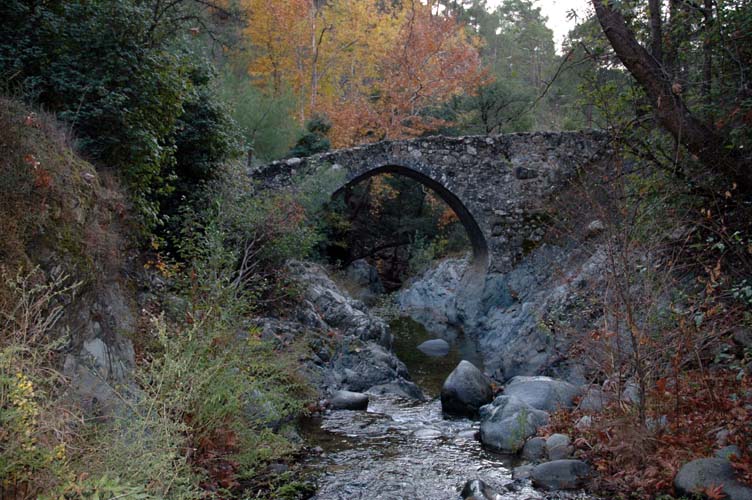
460,479,502,500
479,395,549,453
344,259,385,305
503,376,581,412
330,390,369,411
398,246,608,384
674,458,752,500
287,261,423,400
291,261,392,347
440,361,494,418
530,460,591,490
417,339,450,357
253,132,612,274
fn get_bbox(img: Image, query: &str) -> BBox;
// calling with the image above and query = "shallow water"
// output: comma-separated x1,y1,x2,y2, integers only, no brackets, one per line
390,316,484,398
302,317,594,499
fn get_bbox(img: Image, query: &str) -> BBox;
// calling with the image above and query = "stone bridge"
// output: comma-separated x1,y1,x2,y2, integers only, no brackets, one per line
250,131,611,273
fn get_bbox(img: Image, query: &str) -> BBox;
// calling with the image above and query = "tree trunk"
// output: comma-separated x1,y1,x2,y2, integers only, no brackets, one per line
648,0,662,63
591,0,750,191
701,0,713,108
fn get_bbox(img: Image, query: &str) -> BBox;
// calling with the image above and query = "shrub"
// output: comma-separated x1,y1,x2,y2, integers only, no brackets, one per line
287,115,332,158
175,162,321,312
0,268,79,497
0,0,239,229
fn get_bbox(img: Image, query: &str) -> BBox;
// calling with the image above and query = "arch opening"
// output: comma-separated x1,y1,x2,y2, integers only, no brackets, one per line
326,164,488,285
335,165,488,265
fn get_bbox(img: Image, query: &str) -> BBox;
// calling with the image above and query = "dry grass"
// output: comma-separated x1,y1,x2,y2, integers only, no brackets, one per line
0,97,133,296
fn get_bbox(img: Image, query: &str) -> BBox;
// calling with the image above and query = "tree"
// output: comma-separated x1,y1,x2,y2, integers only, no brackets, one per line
242,0,486,147
0,0,240,227
591,0,752,191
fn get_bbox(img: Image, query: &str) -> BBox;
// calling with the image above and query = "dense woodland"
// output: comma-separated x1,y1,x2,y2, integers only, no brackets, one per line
0,0,751,498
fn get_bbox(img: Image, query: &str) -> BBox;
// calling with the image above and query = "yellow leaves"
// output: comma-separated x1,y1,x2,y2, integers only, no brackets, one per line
241,0,485,147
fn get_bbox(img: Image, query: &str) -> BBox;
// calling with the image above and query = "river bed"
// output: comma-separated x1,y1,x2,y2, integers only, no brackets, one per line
301,317,593,499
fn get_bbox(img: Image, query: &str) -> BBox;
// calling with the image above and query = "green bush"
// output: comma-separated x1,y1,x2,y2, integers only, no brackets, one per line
0,0,239,228
288,115,332,158
175,162,321,311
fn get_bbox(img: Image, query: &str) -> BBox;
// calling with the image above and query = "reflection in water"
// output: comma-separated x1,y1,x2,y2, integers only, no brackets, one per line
390,316,484,398
302,317,593,499
302,395,531,499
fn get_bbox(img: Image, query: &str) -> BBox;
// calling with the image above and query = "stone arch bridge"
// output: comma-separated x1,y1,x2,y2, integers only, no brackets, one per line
250,132,610,274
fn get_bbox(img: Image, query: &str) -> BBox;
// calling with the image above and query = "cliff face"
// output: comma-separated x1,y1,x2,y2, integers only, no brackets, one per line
1,98,139,414
398,241,608,384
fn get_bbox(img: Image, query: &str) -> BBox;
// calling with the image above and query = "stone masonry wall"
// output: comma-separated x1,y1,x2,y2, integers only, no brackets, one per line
250,131,611,273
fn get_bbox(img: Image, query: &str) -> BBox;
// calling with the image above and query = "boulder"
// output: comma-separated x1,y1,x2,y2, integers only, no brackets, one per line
521,437,546,461
460,479,502,500
417,338,450,357
579,387,610,411
530,460,591,490
327,341,423,399
575,415,593,430
513,465,535,480
545,433,573,460
675,458,752,500
479,395,549,453
716,445,743,460
330,390,369,411
503,376,581,411
441,360,493,418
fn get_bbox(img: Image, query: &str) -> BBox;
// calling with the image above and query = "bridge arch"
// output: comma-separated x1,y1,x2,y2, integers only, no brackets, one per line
251,131,609,274
333,164,489,270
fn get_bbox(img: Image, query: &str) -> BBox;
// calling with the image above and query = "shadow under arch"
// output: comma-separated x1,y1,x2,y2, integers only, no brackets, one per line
332,164,489,273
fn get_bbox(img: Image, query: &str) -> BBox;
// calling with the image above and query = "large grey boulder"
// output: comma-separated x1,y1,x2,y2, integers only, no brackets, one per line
327,342,423,399
530,460,591,490
503,376,581,411
330,390,369,411
417,338,450,357
479,395,549,453
441,360,493,418
674,458,752,500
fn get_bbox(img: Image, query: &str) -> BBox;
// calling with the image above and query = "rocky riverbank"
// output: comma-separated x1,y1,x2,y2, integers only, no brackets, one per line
397,241,607,385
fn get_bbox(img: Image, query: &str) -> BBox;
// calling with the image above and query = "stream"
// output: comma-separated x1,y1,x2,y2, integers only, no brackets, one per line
302,317,593,499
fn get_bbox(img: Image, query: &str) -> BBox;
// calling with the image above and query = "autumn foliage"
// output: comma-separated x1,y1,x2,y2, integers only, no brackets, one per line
242,0,487,147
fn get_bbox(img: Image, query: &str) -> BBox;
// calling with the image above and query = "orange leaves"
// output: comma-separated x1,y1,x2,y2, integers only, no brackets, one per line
546,369,752,498
22,153,52,190
701,484,727,499
242,0,485,147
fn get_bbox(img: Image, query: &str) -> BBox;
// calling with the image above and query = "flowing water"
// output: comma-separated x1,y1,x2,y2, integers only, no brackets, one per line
302,317,592,499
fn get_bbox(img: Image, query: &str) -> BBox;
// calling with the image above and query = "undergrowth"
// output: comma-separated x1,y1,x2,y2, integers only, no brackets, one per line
545,368,752,499
0,99,319,499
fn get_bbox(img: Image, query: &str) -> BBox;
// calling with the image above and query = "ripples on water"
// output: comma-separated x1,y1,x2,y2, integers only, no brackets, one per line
302,317,595,499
